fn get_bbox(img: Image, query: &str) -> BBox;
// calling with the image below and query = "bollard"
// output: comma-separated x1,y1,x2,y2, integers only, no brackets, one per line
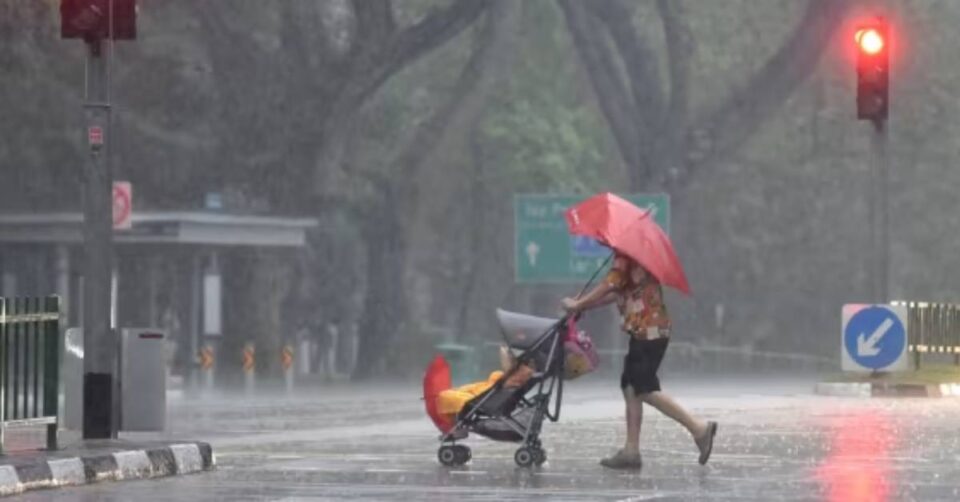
242,343,255,395
200,345,215,393
298,339,311,376
281,345,294,395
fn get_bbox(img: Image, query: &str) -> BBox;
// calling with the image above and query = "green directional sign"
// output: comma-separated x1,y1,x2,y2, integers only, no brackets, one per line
514,193,670,283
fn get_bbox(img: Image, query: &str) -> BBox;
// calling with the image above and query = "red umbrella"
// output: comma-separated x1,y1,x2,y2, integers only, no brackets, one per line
423,355,454,433
565,192,691,295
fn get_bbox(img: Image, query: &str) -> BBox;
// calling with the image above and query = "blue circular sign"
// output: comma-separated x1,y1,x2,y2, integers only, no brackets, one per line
844,306,906,370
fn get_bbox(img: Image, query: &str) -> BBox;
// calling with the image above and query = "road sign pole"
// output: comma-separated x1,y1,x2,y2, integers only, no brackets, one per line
81,32,117,440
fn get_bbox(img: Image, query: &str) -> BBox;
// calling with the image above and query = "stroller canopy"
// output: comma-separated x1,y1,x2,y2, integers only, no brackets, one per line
496,309,558,350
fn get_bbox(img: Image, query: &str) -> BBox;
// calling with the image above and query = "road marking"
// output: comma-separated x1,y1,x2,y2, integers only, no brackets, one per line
266,455,305,461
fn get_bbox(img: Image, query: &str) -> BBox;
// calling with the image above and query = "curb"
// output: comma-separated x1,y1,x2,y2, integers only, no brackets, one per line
815,381,960,398
815,382,872,397
0,442,214,497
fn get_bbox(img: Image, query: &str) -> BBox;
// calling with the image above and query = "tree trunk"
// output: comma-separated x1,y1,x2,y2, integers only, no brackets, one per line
350,0,519,378
454,128,487,339
352,191,408,380
559,0,848,189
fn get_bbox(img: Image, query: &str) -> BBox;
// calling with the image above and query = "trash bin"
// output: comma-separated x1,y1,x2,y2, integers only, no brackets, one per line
435,342,478,387
120,328,167,431
61,327,167,432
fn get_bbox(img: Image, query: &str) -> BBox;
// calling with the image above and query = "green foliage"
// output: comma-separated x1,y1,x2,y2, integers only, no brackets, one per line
479,0,618,194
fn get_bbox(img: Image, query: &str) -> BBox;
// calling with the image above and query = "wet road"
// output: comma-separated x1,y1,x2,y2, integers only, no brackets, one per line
18,375,960,501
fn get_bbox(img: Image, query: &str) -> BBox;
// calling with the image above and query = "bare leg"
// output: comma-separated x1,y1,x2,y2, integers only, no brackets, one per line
639,391,707,439
601,386,645,468
622,386,643,455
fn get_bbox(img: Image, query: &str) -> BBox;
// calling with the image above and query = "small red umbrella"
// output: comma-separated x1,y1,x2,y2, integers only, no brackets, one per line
565,192,691,295
423,355,454,433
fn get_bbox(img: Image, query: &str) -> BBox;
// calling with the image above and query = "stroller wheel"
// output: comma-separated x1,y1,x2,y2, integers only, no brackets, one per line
533,448,546,466
438,445,459,466
514,447,535,468
454,445,472,464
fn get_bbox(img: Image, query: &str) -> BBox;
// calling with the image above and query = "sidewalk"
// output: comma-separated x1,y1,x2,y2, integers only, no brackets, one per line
0,437,213,497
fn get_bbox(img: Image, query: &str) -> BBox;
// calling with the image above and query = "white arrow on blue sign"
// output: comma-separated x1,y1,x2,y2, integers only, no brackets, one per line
841,304,908,372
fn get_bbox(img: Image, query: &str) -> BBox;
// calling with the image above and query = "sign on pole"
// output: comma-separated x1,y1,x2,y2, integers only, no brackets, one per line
514,194,669,283
87,125,103,149
841,304,908,372
112,181,132,230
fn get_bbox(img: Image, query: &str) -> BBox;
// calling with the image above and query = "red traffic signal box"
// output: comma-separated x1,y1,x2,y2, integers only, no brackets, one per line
61,0,136,41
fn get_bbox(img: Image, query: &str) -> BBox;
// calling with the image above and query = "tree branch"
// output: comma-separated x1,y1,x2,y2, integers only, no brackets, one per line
685,0,850,171
587,0,666,129
558,0,645,181
343,0,490,110
194,2,275,103
312,0,491,207
657,0,693,130
394,0,518,185
352,0,397,45
279,1,326,74
563,0,849,189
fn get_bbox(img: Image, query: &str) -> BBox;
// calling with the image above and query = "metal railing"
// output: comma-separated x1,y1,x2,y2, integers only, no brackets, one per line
891,301,960,368
0,296,61,453
483,340,836,374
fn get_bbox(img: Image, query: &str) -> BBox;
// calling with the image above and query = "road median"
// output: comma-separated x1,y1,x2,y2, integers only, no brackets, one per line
0,440,213,497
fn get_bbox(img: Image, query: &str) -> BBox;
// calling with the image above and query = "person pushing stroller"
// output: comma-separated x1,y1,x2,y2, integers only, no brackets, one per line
562,193,717,470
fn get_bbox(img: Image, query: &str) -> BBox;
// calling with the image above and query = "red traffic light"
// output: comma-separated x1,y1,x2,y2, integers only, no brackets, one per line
856,28,885,55
61,0,136,41
854,19,889,123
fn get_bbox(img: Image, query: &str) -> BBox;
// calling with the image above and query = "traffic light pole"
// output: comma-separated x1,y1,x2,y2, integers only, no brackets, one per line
81,36,117,438
854,17,890,303
872,120,890,303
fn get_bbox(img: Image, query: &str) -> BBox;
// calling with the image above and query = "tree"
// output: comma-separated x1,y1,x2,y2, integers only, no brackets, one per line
0,1,82,211
347,0,521,379
557,0,850,190
189,0,491,211
175,1,498,377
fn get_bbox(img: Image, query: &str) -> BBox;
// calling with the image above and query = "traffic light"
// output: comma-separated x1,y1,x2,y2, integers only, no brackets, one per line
61,0,136,41
855,19,889,123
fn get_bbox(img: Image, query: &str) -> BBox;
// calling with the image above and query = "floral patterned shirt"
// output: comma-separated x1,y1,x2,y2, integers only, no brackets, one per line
604,255,671,340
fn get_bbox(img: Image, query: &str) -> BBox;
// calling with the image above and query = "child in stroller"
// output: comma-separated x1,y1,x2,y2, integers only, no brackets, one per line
423,309,598,467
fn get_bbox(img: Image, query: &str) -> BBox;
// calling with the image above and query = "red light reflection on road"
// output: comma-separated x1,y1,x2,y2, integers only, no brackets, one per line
815,411,896,502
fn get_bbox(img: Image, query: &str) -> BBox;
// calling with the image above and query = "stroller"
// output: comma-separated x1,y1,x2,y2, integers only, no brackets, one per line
429,309,592,467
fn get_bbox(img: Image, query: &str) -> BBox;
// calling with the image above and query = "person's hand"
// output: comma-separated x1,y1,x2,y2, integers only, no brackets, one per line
561,297,580,313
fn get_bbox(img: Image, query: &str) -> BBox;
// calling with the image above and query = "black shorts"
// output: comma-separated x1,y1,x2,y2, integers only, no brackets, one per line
620,337,669,395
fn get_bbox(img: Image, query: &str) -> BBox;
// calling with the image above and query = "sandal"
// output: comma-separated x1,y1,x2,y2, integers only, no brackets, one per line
696,421,718,465
600,449,642,470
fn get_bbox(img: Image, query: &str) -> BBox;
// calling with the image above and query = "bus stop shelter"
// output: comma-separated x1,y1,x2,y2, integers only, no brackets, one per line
0,211,317,382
